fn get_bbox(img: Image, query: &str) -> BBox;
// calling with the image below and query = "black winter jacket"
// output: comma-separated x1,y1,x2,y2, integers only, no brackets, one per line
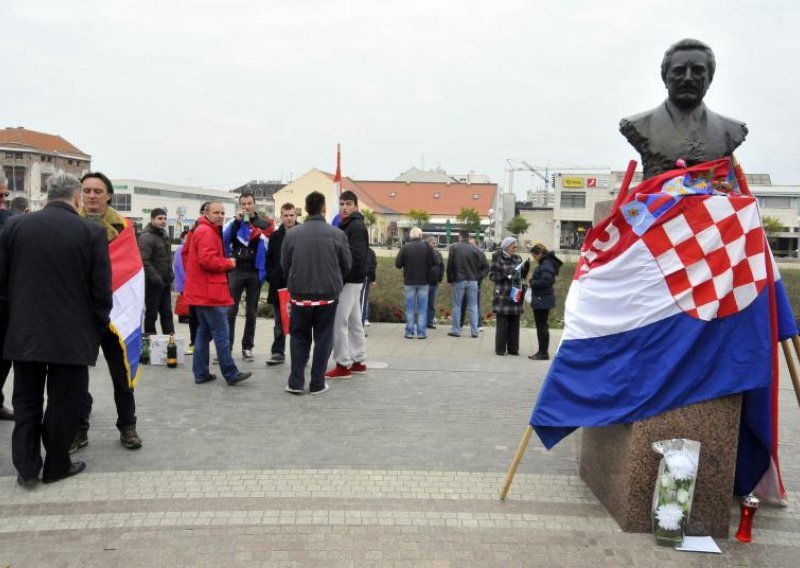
339,212,369,283
395,238,435,285
0,201,112,365
529,252,563,310
138,223,174,286
446,240,489,283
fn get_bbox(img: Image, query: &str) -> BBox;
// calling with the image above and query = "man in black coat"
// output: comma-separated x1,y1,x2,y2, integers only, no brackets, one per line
0,175,16,421
265,202,298,366
0,173,112,487
325,190,369,379
138,207,175,335
395,227,436,339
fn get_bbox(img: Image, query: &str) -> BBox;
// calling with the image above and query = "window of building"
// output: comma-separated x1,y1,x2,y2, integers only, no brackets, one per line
2,166,25,193
472,193,479,199
110,193,132,212
433,192,441,198
14,153,22,160
758,196,792,209
560,191,586,208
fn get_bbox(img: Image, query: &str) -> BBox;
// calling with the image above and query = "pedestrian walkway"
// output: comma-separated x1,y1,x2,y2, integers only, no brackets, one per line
1,322,799,566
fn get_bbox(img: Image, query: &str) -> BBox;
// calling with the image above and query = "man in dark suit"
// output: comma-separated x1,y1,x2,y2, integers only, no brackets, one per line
620,38,748,179
0,173,112,487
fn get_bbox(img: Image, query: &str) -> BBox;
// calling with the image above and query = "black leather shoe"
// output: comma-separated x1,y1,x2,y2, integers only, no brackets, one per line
43,461,86,484
0,406,14,420
227,372,252,385
528,353,549,360
195,374,217,384
17,475,39,489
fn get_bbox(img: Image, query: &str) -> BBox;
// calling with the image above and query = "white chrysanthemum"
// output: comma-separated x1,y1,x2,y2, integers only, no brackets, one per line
661,473,674,489
665,451,698,481
656,503,684,531
676,489,690,504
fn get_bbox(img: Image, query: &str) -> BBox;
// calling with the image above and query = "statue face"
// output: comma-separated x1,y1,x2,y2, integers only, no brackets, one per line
664,48,711,108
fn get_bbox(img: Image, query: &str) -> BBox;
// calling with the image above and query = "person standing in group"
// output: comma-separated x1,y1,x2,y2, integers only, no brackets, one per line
0,173,112,487
460,237,485,332
265,202,298,366
282,191,351,395
173,229,192,322
185,201,252,385
0,190,28,422
222,192,273,362
181,203,210,354
446,231,489,338
138,208,175,336
426,237,444,330
489,237,530,356
326,190,369,380
528,243,563,361
395,227,436,339
74,172,143,452
361,246,377,330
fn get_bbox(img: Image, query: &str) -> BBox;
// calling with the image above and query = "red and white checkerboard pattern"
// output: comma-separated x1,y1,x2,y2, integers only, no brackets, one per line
641,196,766,321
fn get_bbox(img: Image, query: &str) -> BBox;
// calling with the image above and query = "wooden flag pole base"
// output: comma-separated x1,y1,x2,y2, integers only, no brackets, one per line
500,425,533,500
784,337,800,410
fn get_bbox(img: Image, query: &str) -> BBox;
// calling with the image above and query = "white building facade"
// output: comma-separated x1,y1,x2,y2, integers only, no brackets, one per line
111,179,238,238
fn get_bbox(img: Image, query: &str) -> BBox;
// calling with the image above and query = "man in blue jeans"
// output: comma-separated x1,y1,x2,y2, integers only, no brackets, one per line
184,201,252,386
446,231,489,338
395,227,436,339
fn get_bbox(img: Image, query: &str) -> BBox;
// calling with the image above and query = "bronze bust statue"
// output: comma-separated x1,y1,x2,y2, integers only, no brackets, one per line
620,38,747,179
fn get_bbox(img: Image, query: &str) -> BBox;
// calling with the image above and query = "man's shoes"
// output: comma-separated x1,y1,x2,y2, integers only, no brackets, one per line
227,372,252,385
417,335,427,339
310,383,330,395
447,332,460,338
186,344,194,355
242,349,255,362
365,320,371,327
43,461,86,484
404,334,414,339
120,429,143,450
426,325,436,330
479,326,484,332
0,405,14,420
529,353,550,360
285,385,304,395
69,431,89,454
195,374,217,384
325,364,352,379
496,351,506,356
508,352,519,356
17,475,39,489
471,334,479,338
350,362,367,374
266,353,285,366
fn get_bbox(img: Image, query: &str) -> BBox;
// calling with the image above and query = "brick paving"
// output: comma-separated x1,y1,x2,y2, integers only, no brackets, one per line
1,320,800,566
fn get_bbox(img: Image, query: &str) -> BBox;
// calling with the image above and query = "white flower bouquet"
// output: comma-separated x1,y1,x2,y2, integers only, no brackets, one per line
651,438,701,546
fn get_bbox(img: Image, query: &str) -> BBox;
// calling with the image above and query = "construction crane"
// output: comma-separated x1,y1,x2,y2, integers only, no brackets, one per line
505,159,551,196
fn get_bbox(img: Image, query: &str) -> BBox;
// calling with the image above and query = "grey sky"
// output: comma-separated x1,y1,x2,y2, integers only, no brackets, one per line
3,1,798,198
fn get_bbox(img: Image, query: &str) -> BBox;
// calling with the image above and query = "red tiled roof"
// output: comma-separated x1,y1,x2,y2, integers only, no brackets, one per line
0,127,90,157
322,172,496,216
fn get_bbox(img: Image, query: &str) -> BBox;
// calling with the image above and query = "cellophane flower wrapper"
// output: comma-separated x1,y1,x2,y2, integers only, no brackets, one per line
651,439,701,547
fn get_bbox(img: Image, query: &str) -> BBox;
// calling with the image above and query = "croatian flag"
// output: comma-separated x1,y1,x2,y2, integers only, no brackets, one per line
330,143,342,226
530,158,797,500
108,219,145,388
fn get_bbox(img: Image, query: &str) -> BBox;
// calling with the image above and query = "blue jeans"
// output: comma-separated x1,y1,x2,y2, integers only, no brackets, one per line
451,280,478,336
427,284,438,326
193,306,239,381
404,285,428,337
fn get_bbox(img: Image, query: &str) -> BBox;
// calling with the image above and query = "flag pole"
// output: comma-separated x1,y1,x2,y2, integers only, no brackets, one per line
499,425,533,500
611,160,638,213
781,340,800,410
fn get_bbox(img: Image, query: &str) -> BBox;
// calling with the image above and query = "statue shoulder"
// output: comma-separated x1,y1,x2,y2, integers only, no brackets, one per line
709,109,748,145
620,103,666,135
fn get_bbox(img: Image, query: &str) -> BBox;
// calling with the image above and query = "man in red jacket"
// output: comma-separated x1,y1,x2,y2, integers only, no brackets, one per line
184,201,251,385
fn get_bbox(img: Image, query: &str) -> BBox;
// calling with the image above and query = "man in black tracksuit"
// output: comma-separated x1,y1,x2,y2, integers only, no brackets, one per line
222,192,274,361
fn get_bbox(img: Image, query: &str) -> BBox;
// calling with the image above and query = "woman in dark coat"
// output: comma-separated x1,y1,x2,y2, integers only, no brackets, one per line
528,243,563,360
489,237,529,356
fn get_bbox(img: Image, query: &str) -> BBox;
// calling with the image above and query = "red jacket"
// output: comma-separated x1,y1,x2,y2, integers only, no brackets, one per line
183,216,234,307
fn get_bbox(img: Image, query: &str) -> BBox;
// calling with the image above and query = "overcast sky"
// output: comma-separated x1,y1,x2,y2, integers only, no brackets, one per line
3,1,798,198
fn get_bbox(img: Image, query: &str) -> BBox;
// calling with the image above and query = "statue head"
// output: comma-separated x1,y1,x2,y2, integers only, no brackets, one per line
660,38,716,109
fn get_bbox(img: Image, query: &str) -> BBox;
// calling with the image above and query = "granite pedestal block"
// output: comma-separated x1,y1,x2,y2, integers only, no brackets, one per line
579,394,742,538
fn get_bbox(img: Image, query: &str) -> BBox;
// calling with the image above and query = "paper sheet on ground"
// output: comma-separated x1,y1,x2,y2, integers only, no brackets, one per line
675,536,722,553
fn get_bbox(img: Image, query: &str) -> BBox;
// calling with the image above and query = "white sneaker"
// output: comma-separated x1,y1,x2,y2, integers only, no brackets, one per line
310,383,330,395
284,385,304,395
478,327,484,332
242,349,255,362
365,320,371,327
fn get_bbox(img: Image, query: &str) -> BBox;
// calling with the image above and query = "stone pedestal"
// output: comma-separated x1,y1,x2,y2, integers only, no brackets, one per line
579,395,741,538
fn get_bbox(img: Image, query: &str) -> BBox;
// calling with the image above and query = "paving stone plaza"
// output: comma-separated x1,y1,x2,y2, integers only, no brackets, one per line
2,321,800,567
